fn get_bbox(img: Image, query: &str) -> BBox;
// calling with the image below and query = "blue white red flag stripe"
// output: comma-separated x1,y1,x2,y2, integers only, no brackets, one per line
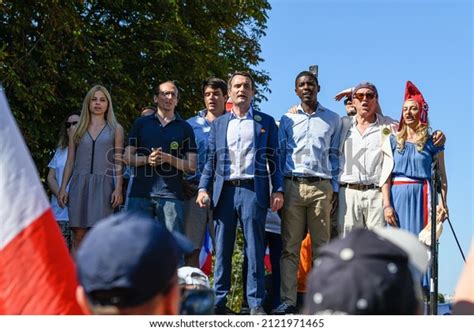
199,228,213,275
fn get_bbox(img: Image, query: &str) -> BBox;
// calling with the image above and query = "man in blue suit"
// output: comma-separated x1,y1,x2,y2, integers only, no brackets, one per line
197,72,284,315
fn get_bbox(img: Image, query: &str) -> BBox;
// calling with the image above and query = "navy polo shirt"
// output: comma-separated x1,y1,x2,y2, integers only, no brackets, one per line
127,114,197,200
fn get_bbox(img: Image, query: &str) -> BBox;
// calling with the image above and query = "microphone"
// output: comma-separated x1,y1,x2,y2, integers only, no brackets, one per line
202,196,210,206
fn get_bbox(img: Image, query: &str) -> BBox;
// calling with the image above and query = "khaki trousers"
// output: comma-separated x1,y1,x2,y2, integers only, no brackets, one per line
280,178,333,305
337,186,386,236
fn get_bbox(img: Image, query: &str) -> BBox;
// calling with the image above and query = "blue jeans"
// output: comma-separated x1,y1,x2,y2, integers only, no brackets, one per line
127,197,184,234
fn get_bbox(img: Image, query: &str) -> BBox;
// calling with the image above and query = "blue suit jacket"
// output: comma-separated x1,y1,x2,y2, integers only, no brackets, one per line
198,110,283,208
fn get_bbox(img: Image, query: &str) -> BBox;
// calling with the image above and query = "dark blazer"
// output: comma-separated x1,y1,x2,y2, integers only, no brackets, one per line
199,109,283,208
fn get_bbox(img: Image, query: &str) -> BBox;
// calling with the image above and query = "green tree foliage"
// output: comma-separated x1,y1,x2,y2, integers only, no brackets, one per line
0,0,271,179
438,293,445,303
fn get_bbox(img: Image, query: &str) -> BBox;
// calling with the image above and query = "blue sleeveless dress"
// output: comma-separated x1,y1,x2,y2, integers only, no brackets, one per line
389,135,444,288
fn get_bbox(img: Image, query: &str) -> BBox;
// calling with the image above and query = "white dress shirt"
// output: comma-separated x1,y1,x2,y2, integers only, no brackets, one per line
339,115,384,185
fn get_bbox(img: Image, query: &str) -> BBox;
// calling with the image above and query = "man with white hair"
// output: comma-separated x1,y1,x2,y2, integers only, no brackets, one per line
337,82,445,236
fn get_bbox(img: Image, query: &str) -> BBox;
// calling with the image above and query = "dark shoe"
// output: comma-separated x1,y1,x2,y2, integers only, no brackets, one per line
214,306,237,315
239,306,250,315
250,306,267,315
271,302,297,315
240,300,250,315
296,292,305,313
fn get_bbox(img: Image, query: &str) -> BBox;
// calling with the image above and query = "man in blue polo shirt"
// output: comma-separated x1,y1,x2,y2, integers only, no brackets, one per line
183,77,228,268
124,81,197,236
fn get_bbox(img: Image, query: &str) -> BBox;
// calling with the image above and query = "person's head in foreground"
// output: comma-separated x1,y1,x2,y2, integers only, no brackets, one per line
303,227,429,315
453,242,474,314
76,212,192,315
178,266,215,315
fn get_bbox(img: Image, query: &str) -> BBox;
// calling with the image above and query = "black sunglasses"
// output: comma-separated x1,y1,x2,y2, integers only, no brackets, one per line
66,121,78,129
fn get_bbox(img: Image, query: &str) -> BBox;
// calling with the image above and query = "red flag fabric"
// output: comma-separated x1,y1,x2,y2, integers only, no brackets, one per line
0,88,82,314
199,228,213,275
225,98,233,112
264,246,272,273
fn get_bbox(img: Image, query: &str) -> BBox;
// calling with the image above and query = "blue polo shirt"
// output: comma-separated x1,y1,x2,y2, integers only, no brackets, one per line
186,109,211,183
127,114,197,200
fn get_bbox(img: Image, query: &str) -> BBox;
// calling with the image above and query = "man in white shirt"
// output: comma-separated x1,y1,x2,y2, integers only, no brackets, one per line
337,82,397,235
337,82,444,235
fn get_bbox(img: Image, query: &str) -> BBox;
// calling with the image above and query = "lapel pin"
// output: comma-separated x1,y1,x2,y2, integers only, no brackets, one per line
170,141,179,149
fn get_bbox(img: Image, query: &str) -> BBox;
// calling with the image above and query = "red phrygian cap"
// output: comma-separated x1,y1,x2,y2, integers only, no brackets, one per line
399,81,429,131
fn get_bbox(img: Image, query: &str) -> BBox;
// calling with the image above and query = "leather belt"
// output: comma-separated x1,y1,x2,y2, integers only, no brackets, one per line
286,176,325,183
224,179,254,186
341,183,379,191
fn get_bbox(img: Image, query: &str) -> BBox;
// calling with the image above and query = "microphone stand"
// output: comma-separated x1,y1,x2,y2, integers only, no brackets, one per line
441,194,466,262
429,160,440,315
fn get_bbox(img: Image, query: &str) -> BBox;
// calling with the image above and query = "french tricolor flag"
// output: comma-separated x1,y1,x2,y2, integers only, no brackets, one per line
0,88,82,314
199,227,213,275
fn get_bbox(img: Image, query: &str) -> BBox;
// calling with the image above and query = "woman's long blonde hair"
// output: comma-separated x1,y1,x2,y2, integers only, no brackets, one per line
396,100,429,152
73,85,117,144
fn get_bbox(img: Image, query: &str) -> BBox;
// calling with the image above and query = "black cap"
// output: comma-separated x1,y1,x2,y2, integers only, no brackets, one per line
304,228,429,315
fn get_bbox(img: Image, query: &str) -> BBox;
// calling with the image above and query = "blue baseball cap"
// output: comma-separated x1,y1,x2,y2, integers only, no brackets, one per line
76,213,193,308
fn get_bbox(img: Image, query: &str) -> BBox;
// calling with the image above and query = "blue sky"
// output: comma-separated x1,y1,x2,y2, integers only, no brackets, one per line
257,0,473,295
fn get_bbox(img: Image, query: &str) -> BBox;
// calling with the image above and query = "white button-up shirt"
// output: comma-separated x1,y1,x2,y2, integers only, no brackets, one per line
339,114,384,185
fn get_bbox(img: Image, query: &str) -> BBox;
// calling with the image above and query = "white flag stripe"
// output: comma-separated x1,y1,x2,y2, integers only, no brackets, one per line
0,88,50,249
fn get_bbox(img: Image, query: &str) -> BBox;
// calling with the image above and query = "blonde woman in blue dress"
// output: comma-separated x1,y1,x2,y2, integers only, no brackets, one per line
59,85,124,250
389,81,448,290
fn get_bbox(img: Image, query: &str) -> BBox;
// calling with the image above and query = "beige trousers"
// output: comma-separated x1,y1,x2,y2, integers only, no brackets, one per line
280,178,333,305
337,186,386,236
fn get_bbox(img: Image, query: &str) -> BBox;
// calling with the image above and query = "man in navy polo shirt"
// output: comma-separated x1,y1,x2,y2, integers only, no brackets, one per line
124,81,197,236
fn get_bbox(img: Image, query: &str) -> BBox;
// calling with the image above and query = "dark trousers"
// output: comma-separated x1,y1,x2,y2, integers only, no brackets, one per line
243,231,282,309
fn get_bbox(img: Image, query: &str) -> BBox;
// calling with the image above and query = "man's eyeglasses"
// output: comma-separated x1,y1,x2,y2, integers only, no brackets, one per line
66,121,78,129
159,91,178,98
353,92,376,101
